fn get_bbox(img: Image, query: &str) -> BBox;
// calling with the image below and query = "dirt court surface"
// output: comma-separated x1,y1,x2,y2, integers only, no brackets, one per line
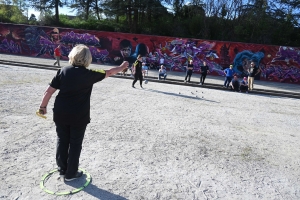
1,65,300,200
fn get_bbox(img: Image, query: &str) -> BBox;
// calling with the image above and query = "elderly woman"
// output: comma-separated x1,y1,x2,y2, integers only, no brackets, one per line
38,44,128,181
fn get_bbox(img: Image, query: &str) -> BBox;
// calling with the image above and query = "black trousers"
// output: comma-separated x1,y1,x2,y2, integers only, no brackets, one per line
55,123,87,177
240,85,248,92
132,72,143,86
231,85,240,91
185,71,193,82
200,73,207,84
224,76,233,88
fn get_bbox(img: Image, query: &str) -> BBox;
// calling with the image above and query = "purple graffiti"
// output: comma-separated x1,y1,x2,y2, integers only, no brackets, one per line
147,39,223,74
33,29,111,61
272,46,300,65
266,65,300,83
21,26,53,55
36,36,57,57
89,47,110,63
61,31,100,46
0,39,20,54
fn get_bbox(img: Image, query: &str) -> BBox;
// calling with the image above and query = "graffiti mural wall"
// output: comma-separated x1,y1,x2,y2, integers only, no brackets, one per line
0,23,299,84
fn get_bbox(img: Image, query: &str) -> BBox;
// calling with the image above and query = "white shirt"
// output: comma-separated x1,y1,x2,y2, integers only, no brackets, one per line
142,65,148,70
160,58,164,64
159,69,166,74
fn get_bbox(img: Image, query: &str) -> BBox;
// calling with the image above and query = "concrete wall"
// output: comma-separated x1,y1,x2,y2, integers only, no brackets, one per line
0,23,299,83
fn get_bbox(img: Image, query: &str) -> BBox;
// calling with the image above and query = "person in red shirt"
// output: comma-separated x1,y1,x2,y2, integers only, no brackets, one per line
54,45,61,67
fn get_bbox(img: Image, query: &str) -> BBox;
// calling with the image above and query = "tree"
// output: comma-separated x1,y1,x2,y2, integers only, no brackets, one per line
0,3,27,23
102,0,168,33
28,0,68,24
70,0,90,20
29,14,37,24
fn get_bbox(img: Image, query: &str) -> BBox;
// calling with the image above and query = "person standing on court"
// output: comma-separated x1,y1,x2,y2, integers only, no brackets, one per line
53,45,61,67
184,60,194,83
199,61,210,85
223,64,235,88
38,44,129,181
142,62,148,78
248,61,261,91
132,54,144,88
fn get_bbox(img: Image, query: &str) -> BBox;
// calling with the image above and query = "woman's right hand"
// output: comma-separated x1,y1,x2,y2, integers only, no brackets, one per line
39,107,47,115
121,61,129,69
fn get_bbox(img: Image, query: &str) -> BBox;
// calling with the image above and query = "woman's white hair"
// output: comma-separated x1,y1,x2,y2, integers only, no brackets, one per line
68,44,92,68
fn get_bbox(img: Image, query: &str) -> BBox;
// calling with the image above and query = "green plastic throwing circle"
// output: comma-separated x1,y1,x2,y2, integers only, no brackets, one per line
40,168,91,195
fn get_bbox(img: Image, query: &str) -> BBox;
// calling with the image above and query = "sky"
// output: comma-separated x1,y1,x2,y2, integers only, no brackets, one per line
27,3,175,19
28,6,76,19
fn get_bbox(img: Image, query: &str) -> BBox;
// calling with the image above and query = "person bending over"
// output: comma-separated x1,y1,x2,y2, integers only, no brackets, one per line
240,77,249,93
230,75,240,92
158,65,167,80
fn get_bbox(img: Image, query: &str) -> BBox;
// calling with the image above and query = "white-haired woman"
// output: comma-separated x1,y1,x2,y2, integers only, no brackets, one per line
38,44,128,181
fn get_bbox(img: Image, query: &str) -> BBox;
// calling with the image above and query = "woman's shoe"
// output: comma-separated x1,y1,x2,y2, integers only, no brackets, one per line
65,171,83,182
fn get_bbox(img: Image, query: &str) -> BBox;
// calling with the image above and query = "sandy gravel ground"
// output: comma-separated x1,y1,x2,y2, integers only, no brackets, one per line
1,65,300,200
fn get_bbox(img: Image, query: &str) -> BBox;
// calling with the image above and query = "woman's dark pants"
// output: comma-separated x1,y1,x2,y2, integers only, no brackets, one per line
200,73,207,84
185,71,192,82
55,123,87,177
132,73,143,86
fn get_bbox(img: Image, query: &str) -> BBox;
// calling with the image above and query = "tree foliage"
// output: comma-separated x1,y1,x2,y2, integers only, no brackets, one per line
0,1,27,23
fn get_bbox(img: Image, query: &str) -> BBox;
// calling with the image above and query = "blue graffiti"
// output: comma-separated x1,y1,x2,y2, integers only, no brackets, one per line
22,26,51,55
233,50,264,76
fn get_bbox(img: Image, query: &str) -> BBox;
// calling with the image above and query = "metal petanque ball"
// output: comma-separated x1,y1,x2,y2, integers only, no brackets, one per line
144,80,148,84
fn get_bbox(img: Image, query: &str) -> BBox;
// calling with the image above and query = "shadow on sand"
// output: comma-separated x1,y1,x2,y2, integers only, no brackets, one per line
65,176,128,200
145,88,220,103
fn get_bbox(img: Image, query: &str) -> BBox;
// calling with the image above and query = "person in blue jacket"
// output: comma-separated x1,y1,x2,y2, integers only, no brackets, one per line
223,65,235,88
